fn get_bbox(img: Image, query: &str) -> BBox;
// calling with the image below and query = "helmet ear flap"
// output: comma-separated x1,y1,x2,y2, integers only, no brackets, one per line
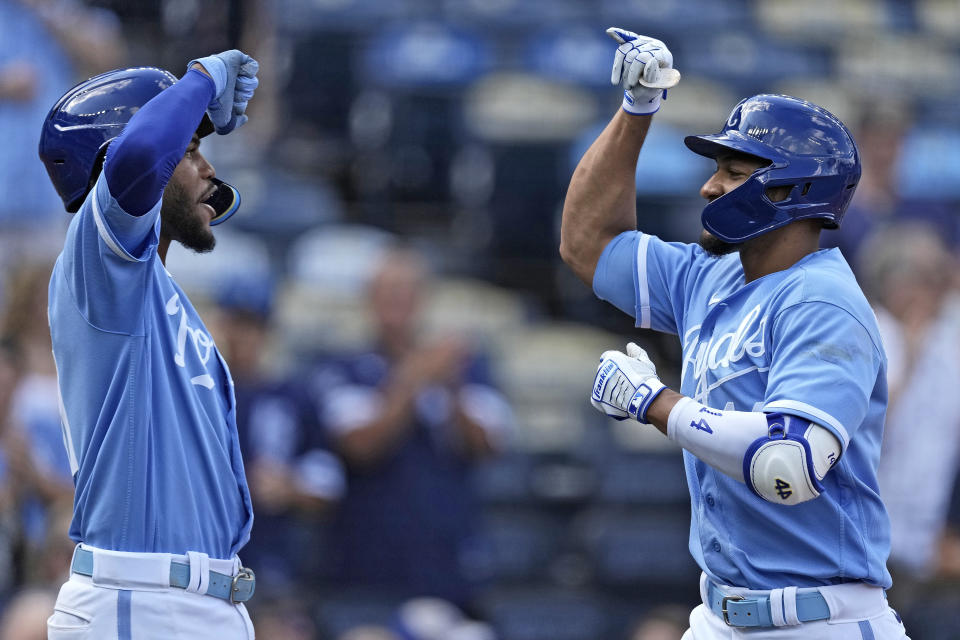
66,143,111,213
687,94,860,242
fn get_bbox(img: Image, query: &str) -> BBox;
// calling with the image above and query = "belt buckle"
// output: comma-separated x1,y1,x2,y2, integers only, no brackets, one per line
230,566,255,604
721,594,745,626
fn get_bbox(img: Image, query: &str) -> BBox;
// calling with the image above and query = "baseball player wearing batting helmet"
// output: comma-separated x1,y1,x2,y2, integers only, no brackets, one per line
40,51,259,639
561,29,908,638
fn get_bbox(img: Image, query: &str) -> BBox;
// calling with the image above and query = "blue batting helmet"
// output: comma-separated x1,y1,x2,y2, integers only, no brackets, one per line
684,94,861,244
39,67,220,214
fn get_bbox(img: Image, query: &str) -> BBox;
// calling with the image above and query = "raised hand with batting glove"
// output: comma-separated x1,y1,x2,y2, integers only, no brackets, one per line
562,18,907,639
606,28,679,115
591,342,666,423
188,50,259,134
40,46,265,638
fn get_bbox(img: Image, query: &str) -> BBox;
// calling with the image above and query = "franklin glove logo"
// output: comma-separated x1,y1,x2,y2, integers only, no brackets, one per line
593,361,617,401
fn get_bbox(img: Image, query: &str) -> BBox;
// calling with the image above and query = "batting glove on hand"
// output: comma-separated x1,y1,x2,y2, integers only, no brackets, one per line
607,28,678,115
188,50,260,134
591,342,666,423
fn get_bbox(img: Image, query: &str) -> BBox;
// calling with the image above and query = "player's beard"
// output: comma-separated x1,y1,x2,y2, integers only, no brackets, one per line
161,180,216,253
698,230,740,257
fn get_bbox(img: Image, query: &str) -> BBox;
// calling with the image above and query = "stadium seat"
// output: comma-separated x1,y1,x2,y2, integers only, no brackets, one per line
680,32,831,94
165,228,272,304
597,451,689,506
569,120,709,197
897,125,960,199
279,224,395,351
599,0,752,37
574,506,700,592
465,507,568,585
271,0,417,32
312,589,406,638
423,276,531,341
756,0,886,42
476,585,614,640
917,0,960,42
352,22,494,203
463,72,598,144
473,453,537,505
357,22,493,89
492,322,625,453
441,0,592,30
521,26,616,89
835,33,959,99
287,224,395,294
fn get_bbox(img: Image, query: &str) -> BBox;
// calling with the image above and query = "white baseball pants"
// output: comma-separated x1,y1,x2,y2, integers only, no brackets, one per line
683,574,910,639
48,545,255,640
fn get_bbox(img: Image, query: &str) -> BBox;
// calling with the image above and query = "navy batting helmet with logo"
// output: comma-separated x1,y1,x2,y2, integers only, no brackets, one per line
38,67,238,224
684,94,861,244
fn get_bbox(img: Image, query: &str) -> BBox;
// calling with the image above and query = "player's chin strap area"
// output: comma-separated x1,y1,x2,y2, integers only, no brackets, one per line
204,177,240,226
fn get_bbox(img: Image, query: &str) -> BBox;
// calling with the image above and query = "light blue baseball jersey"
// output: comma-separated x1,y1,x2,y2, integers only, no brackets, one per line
48,174,252,559
594,231,891,590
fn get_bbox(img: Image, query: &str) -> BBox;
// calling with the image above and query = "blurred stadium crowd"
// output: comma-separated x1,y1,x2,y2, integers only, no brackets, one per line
2,0,960,638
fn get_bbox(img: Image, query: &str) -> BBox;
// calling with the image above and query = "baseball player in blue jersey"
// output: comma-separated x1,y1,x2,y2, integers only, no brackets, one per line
38,51,260,638
561,29,909,639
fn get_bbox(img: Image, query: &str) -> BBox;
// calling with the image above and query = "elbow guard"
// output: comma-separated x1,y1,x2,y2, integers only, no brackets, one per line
743,414,839,506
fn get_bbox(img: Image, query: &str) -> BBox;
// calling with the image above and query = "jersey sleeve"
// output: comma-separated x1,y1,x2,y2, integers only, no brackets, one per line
93,173,163,261
593,230,706,335
54,70,216,334
54,174,162,335
762,301,882,452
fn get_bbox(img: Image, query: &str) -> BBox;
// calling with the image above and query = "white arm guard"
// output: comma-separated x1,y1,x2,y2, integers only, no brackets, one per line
667,398,840,505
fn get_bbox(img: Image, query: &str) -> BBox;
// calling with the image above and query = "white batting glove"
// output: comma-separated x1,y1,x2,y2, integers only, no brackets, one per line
606,28,678,115
591,342,666,423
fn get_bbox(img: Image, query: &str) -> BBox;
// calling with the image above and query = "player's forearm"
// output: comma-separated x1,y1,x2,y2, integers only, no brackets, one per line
334,381,420,467
651,393,841,504
644,387,683,436
450,401,496,458
103,69,215,216
560,110,652,284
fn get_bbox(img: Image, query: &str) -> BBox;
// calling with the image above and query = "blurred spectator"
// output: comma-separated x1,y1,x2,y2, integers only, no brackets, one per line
0,0,123,258
0,340,26,606
0,262,73,573
0,587,56,640
901,474,960,640
332,598,497,640
249,596,317,640
212,273,344,597
824,102,908,263
28,499,72,589
626,604,689,640
941,474,960,579
314,246,514,608
859,225,960,592
337,627,400,640
830,101,960,263
394,598,497,640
